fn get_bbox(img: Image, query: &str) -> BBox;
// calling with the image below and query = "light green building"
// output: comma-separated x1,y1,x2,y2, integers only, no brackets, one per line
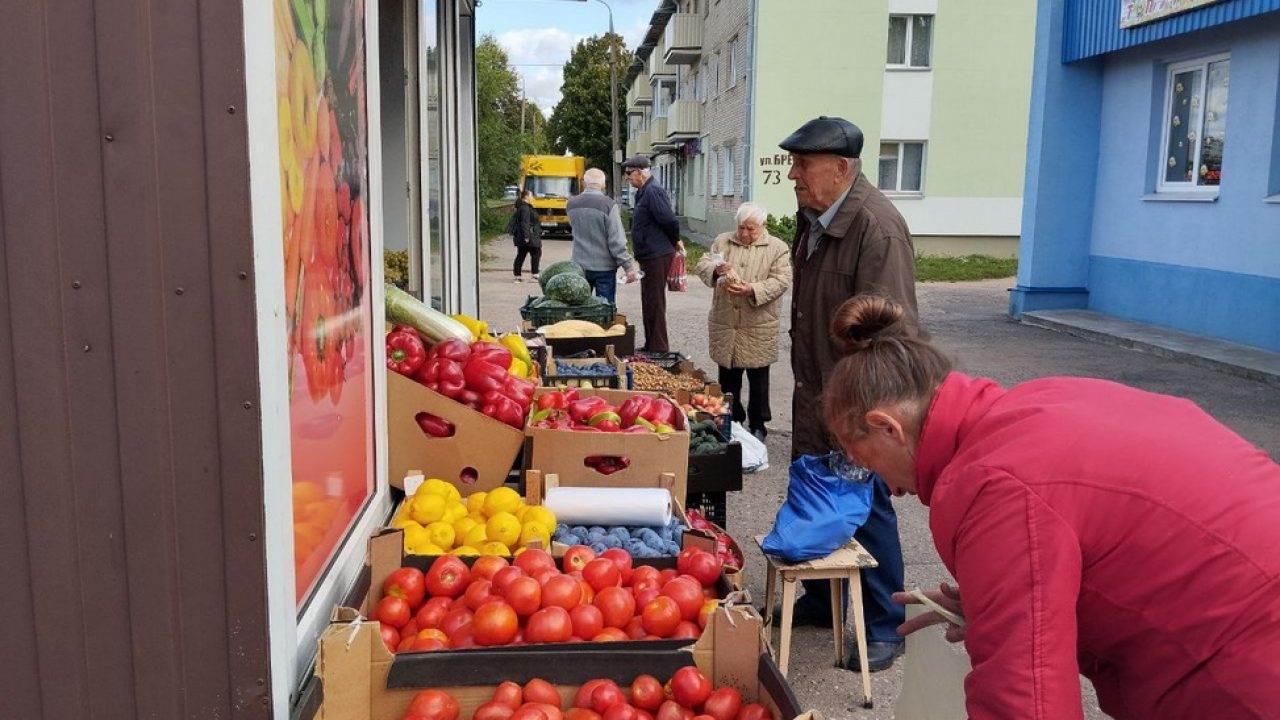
625,0,1035,255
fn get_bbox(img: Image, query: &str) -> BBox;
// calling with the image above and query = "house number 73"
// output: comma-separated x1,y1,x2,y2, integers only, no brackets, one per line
762,170,782,185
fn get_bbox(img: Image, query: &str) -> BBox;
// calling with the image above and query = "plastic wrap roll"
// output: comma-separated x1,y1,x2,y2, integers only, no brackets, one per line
544,487,673,527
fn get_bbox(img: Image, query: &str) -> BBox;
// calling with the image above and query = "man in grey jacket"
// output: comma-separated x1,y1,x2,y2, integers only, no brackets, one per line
567,168,637,303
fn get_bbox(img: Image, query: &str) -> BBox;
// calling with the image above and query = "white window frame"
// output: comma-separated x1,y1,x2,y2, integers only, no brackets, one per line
722,146,736,196
711,148,720,196
728,37,738,89
694,64,704,103
1156,53,1230,195
887,14,933,69
711,52,721,97
877,140,926,194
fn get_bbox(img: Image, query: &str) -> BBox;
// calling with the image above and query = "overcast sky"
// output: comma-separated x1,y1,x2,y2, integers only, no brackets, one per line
477,0,656,117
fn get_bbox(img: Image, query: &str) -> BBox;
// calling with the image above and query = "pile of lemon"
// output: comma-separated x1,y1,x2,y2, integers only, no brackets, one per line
392,480,556,557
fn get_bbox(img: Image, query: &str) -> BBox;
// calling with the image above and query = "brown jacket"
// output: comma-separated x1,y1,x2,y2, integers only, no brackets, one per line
790,173,918,457
694,231,793,369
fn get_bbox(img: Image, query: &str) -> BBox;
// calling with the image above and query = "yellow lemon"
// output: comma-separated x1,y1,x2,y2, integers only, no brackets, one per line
486,512,521,548
402,524,432,554
410,494,446,525
426,521,456,550
417,478,454,498
392,515,423,531
524,506,557,532
515,505,531,522
453,516,479,540
452,545,481,556
466,491,488,516
483,487,522,517
519,522,551,550
464,524,489,547
444,501,469,523
481,541,512,557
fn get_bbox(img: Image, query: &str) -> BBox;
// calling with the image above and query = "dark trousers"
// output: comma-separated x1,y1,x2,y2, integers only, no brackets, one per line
514,244,541,276
797,474,905,644
638,254,674,352
583,269,618,303
717,365,771,434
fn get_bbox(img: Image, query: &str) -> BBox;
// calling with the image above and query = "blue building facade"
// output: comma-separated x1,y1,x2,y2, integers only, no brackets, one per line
1013,0,1280,351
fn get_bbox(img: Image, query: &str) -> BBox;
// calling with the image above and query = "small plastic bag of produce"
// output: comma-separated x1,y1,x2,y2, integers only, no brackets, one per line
666,251,688,292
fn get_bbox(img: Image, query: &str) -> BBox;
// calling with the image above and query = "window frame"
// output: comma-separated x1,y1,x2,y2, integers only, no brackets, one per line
877,140,926,195
711,52,721,97
723,146,736,196
711,148,720,196
728,37,738,89
1156,52,1230,195
887,14,933,69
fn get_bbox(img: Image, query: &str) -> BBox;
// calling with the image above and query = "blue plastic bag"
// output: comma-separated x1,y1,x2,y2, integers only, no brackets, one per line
761,454,875,562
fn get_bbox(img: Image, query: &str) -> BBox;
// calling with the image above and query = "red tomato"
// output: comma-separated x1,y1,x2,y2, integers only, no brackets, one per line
493,565,528,593
693,715,715,720
578,578,596,605
734,704,771,720
523,678,563,708
588,681,626,714
541,575,583,610
492,680,524,709
408,636,446,652
655,700,694,720
564,710,603,720
600,548,634,584
624,615,647,639
675,547,701,576
669,621,701,640
374,596,411,629
504,576,543,617
425,555,472,598
659,569,679,585
700,688,741,720
593,586,636,628
660,578,704,622
574,679,611,709
685,552,723,588
438,607,473,637
629,675,665,712
602,704,638,720
378,623,399,652
416,628,448,644
473,701,517,720
641,596,682,637
447,625,477,648
521,703,564,720
510,707,552,720
697,600,718,629
633,587,660,609
525,606,573,643
473,601,519,646
534,567,561,586
634,712,654,720
473,555,511,581
406,689,461,720
415,596,453,629
383,567,427,609
570,603,605,639
514,548,556,575
591,627,629,642
562,544,597,572
667,667,712,710
401,620,420,638
629,565,661,589
582,558,621,592
396,634,415,653
465,579,498,610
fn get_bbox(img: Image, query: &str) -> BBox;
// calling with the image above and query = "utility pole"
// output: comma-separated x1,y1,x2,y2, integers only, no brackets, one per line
606,6,621,199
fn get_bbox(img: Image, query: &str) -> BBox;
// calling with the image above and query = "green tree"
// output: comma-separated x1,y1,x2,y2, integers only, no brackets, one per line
476,35,524,199
547,34,632,187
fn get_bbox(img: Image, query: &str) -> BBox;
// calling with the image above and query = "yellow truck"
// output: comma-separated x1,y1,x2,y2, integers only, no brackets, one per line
519,154,586,238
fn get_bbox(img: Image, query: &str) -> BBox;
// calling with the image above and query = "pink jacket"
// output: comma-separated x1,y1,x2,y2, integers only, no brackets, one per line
916,373,1280,719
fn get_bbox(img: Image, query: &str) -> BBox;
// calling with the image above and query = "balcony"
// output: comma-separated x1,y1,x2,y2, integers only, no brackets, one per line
625,131,651,158
648,45,674,79
626,77,651,113
666,100,701,140
663,14,703,65
650,117,675,150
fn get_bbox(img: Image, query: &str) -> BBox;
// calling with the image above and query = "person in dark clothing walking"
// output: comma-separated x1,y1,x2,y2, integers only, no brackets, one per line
622,156,682,352
510,189,542,282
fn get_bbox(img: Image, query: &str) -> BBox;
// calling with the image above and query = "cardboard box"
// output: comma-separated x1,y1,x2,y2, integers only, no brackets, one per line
523,313,636,357
313,598,814,720
544,345,625,389
526,388,691,503
385,369,525,492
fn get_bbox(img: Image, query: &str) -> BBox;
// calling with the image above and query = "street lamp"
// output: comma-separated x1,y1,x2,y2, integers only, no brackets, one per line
568,0,622,199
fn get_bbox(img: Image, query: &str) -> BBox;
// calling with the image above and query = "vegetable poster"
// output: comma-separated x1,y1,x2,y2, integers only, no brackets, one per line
276,0,375,603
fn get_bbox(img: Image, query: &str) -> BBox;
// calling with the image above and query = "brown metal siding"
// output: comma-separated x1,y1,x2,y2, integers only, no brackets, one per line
0,1,271,718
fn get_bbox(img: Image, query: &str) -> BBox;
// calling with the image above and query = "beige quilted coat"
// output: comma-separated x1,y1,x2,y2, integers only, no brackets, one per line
694,231,793,369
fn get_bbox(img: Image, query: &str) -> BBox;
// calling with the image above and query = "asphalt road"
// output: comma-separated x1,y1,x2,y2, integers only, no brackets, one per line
483,235,1280,719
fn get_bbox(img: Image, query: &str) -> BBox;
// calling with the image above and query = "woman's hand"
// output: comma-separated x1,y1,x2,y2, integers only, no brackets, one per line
893,583,966,643
725,281,752,296
713,263,731,277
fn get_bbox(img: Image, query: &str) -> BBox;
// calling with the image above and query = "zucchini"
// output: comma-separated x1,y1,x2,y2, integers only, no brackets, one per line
384,284,473,344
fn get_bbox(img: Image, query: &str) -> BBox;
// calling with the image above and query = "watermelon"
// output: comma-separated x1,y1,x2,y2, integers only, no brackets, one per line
539,260,585,293
545,273,593,305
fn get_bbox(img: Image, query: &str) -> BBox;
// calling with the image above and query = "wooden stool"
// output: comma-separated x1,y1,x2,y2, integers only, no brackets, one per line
754,535,879,709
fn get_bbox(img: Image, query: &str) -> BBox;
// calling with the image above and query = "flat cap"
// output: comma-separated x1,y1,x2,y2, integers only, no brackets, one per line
621,155,651,170
778,116,864,158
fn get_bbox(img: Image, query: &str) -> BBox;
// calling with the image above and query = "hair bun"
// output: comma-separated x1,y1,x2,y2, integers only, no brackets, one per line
830,295,910,354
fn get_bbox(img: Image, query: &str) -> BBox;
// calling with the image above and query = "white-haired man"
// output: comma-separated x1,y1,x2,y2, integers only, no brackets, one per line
566,168,637,303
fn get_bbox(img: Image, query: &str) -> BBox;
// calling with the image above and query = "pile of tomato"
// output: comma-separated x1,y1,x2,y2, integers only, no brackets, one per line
399,668,774,720
374,546,726,652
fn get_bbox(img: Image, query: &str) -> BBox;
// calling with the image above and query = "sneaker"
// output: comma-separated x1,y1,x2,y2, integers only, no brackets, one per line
513,277,523,283
751,427,768,442
530,273,540,281
843,641,905,673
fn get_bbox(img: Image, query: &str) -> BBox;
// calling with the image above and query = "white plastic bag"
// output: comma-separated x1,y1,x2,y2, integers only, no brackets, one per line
731,421,769,473
893,606,971,719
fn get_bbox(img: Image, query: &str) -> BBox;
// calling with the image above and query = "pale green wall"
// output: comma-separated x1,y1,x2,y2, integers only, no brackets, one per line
926,0,1036,197
750,0,889,222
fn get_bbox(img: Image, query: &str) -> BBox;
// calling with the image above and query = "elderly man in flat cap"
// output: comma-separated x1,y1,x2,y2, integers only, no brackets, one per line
622,155,683,352
780,116,918,673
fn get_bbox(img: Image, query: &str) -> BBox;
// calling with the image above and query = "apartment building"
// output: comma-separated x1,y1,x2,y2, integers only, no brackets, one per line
624,0,1036,254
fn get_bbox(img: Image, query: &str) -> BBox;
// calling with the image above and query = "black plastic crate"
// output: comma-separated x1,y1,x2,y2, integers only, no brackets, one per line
627,350,688,371
686,491,728,529
688,440,743,494
520,296,617,328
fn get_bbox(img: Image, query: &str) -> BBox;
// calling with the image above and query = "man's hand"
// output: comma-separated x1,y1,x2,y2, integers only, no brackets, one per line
676,240,686,254
893,583,966,643
625,270,637,284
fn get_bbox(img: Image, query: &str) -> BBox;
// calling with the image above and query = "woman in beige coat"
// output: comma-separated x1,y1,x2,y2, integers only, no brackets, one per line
694,202,793,440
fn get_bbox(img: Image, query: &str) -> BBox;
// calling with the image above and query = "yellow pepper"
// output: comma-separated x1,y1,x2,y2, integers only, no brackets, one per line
508,357,530,379
499,333,533,369
448,313,488,341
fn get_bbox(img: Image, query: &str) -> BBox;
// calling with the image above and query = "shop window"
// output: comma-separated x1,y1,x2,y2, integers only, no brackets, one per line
1157,54,1229,193
887,15,932,69
878,141,925,193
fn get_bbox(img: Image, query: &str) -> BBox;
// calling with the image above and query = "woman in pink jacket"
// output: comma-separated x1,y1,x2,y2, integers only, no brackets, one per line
822,295,1280,719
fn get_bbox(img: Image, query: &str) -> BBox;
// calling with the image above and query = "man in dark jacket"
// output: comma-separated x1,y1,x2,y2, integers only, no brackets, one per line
780,116,919,672
510,189,542,282
622,156,682,352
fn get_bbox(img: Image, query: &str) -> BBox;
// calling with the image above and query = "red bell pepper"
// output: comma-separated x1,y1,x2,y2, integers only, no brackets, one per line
642,397,676,428
469,341,512,369
415,357,466,399
429,338,472,364
481,390,525,429
386,331,427,376
463,356,507,395
537,391,569,411
568,396,610,424
415,412,455,438
618,395,652,428
503,375,537,409
456,388,483,410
